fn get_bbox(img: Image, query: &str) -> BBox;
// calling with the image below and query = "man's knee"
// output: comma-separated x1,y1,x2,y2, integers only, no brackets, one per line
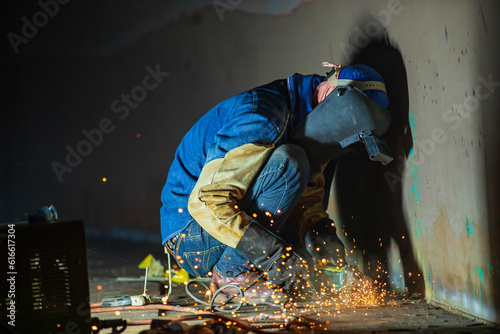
270,144,310,186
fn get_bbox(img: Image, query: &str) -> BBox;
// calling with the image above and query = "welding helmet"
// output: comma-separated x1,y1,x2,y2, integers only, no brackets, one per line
338,64,389,108
290,64,393,166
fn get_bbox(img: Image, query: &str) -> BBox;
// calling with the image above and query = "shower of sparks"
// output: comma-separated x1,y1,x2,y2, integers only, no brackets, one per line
268,221,393,324
279,269,389,321
158,217,406,329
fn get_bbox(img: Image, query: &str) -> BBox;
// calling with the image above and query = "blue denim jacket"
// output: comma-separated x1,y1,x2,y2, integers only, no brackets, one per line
160,73,324,244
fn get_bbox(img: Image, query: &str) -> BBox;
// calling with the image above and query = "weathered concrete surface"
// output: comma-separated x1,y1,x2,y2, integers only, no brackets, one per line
326,0,500,324
3,0,500,326
90,274,499,334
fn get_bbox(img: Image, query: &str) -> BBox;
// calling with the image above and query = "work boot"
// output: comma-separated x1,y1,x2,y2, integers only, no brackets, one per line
210,269,281,302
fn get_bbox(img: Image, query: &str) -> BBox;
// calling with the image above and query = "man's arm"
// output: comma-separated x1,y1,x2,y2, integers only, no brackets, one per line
287,162,346,266
187,84,290,247
188,142,275,248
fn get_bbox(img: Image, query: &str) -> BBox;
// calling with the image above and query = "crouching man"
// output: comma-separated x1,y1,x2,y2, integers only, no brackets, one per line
160,63,390,300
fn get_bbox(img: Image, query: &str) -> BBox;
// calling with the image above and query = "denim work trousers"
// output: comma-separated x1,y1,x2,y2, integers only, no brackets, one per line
173,144,310,277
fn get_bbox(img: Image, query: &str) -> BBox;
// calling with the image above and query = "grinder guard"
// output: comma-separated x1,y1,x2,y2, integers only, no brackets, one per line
290,85,393,166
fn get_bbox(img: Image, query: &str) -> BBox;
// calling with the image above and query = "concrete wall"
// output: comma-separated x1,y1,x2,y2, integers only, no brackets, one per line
2,0,499,323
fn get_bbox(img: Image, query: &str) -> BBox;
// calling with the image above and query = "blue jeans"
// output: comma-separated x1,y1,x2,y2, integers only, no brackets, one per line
174,144,310,277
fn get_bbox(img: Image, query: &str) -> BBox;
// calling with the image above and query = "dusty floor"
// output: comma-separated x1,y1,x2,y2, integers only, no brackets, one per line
87,239,500,334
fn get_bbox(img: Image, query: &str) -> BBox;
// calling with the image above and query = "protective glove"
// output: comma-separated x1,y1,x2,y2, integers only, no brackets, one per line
235,222,320,295
266,250,309,291
304,217,346,267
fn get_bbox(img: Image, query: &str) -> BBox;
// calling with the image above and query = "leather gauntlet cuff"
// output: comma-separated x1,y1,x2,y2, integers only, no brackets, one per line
235,222,288,272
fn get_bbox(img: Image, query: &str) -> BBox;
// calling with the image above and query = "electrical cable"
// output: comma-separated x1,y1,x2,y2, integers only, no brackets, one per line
185,280,245,313
185,272,283,313
209,283,244,312
151,313,278,334
167,251,172,297
124,313,288,326
185,280,211,305
90,303,203,314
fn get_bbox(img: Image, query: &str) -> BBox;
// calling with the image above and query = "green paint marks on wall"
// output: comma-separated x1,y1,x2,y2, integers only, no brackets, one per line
414,221,422,236
466,217,474,235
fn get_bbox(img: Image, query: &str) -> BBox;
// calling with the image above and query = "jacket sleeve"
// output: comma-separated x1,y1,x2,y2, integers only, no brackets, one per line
188,142,275,248
188,91,289,248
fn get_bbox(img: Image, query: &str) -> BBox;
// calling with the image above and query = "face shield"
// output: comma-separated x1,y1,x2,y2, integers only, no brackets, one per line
290,84,393,166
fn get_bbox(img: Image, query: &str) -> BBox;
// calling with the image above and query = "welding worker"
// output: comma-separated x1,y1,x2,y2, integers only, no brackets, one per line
160,63,389,300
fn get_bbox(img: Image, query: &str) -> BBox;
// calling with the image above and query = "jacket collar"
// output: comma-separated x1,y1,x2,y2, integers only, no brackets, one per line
286,73,324,130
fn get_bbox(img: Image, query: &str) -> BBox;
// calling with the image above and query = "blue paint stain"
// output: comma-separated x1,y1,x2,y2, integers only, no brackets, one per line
408,110,417,142
476,266,484,305
476,266,485,283
466,217,474,235
411,166,419,204
414,221,422,236
408,148,415,163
